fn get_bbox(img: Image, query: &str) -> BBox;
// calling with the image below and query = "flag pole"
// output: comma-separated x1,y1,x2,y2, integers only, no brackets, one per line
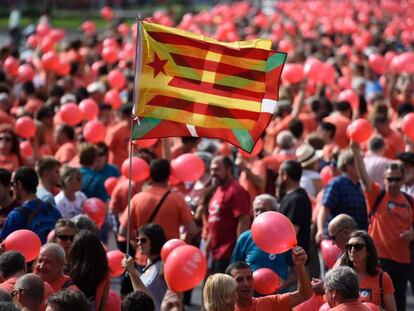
126,13,143,259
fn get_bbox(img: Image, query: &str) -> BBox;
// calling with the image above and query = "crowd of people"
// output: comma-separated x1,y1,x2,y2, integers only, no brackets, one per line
0,0,414,310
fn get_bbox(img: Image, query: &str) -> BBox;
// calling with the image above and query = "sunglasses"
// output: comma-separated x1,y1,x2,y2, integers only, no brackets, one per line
328,228,344,241
136,237,148,244
98,152,107,157
0,136,12,142
56,235,75,241
346,243,366,252
386,177,402,182
11,288,25,297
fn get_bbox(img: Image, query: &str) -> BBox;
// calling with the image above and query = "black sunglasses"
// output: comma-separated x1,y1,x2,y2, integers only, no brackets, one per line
346,243,366,251
136,237,148,244
56,235,75,241
329,228,344,241
386,177,402,183
0,137,12,142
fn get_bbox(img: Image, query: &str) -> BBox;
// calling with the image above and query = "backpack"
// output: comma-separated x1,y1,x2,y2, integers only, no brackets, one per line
369,189,413,222
16,199,61,244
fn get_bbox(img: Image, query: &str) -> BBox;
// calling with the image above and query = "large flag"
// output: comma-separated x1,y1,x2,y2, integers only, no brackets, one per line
132,20,286,153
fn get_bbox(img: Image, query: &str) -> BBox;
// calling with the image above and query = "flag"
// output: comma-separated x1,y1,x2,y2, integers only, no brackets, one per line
132,20,286,153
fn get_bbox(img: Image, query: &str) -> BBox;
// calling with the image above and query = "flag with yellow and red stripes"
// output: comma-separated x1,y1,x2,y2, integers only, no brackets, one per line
132,20,286,153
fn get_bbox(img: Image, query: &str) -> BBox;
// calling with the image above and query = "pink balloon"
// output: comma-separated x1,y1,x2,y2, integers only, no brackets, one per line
304,58,323,81
121,157,150,182
321,63,336,85
104,177,118,196
81,21,97,34
117,23,129,36
27,35,39,48
60,103,83,126
104,89,122,109
55,60,71,76
368,54,386,75
320,166,333,187
3,229,41,262
83,198,106,227
15,116,36,139
164,245,207,292
338,89,359,110
41,51,59,72
253,268,280,295
107,70,126,90
346,119,373,143
107,250,125,277
397,52,414,73
282,63,304,84
40,36,55,53
171,154,205,182
320,239,341,269
4,56,19,76
161,239,187,261
83,120,106,144
101,6,114,20
36,23,50,36
252,211,297,254
79,99,99,121
402,113,414,141
17,64,35,83
49,28,65,42
102,47,118,65
20,141,33,157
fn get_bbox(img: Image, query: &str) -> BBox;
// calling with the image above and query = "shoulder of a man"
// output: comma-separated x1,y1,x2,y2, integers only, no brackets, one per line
252,293,291,310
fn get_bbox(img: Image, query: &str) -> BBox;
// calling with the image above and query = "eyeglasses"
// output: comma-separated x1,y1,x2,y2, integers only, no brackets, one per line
136,237,148,244
0,136,12,142
56,235,75,241
346,243,366,252
328,228,344,241
11,288,25,297
98,152,106,157
386,177,402,183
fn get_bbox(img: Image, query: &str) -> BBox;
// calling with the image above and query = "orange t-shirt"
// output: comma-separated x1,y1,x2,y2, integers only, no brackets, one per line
235,293,291,311
109,177,143,215
239,159,266,207
0,154,20,172
54,142,77,163
358,270,394,306
330,301,371,310
105,120,130,170
323,113,351,149
119,185,194,240
47,274,78,292
366,183,414,263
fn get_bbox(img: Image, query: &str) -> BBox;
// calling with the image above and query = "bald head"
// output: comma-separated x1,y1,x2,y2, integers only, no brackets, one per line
40,243,66,264
15,273,44,306
328,214,357,250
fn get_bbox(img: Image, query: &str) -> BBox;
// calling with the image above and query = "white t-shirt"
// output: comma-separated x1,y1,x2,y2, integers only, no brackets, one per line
300,169,321,198
55,191,87,218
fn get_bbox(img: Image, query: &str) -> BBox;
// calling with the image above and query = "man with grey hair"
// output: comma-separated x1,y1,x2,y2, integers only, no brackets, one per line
324,266,370,310
316,149,367,243
13,273,44,311
33,244,78,293
231,194,293,284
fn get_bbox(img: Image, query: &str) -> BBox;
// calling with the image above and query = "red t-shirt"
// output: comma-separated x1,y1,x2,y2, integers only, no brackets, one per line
235,293,291,311
358,270,394,306
208,180,250,260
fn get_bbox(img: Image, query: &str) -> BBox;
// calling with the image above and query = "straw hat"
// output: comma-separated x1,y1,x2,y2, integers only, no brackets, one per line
295,144,322,167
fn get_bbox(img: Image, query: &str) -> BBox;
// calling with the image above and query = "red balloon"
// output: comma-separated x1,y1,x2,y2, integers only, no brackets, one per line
318,302,330,311
282,63,304,84
294,294,325,311
363,302,381,311
83,198,106,227
171,154,205,182
3,229,41,262
346,119,373,143
103,38,118,49
20,141,33,157
102,47,118,64
17,64,35,83
396,52,414,73
368,54,386,75
27,35,39,48
321,63,336,85
402,113,414,141
104,177,118,196
161,239,187,261
338,89,359,110
104,89,122,109
36,23,50,36
121,157,150,182
107,250,125,277
49,28,65,42
81,21,97,34
164,245,207,292
107,70,126,90
55,60,71,76
41,51,59,72
239,138,263,158
320,239,341,269
83,120,106,144
15,116,36,139
4,56,19,76
106,290,122,311
117,23,129,36
253,268,280,295
304,57,323,81
133,138,158,148
40,36,55,53
101,6,114,20
252,211,297,254
320,166,333,187
60,103,83,126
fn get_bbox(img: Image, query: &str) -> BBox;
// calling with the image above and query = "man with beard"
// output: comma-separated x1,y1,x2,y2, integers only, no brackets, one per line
277,160,312,255
36,157,61,207
207,156,251,274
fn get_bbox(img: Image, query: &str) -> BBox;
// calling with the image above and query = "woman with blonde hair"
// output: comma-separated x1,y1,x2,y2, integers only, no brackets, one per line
203,273,237,311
